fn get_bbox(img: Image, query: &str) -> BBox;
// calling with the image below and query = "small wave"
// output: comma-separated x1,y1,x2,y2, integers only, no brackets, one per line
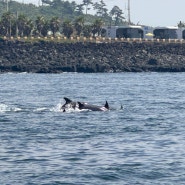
33,107,49,112
0,103,22,113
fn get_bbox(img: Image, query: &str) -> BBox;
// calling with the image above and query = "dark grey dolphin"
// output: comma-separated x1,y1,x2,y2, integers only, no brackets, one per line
78,101,109,111
61,97,77,112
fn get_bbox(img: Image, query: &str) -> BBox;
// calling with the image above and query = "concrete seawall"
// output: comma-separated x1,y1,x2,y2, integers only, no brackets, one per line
1,39,185,73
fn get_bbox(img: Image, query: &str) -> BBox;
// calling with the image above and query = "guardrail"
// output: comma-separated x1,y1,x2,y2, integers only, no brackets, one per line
2,36,185,44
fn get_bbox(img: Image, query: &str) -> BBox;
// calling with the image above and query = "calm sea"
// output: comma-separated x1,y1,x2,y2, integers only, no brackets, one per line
1,72,185,185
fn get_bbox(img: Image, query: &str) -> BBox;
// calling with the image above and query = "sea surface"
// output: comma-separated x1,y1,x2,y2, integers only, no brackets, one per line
1,72,185,185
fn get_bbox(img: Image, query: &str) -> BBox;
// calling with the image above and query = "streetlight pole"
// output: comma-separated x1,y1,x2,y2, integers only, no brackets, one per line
6,0,9,11
128,0,131,25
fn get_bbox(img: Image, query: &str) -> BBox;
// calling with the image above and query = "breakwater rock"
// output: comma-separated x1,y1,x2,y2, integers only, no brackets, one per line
1,39,185,73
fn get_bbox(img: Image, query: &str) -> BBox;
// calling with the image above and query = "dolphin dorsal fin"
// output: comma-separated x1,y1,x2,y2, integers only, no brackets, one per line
64,97,72,104
105,101,109,109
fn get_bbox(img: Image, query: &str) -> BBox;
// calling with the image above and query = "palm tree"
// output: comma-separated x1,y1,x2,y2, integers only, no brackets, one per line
0,12,15,36
74,16,84,36
35,16,46,36
91,18,104,37
17,14,28,37
62,20,73,38
24,19,34,37
50,16,60,37
42,20,50,37
83,24,92,37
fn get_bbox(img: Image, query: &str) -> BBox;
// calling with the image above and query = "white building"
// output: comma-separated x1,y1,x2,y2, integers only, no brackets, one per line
101,25,185,40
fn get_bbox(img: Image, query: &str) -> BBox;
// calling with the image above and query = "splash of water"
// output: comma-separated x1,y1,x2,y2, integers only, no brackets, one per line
0,103,22,113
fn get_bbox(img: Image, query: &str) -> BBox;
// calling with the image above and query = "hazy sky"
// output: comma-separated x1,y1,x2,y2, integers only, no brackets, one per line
21,0,185,27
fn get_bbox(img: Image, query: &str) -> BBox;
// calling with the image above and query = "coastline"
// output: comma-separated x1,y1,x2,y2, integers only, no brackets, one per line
1,39,185,73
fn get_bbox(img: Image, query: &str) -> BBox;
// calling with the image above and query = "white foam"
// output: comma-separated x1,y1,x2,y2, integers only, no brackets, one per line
34,107,49,112
50,102,63,112
49,102,89,113
13,107,22,112
0,104,9,113
0,103,22,113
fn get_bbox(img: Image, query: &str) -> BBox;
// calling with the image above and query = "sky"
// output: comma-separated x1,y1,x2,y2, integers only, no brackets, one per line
20,0,185,27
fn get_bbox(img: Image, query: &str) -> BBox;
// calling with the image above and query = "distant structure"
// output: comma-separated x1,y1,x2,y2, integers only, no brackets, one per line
6,0,9,11
101,0,185,40
101,25,185,40
128,0,131,25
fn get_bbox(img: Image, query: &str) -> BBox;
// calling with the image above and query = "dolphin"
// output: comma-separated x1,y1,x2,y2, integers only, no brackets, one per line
78,101,109,111
61,97,122,112
61,97,77,112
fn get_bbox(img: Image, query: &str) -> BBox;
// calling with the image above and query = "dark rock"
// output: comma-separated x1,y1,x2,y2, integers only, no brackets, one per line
0,41,185,73
147,58,158,65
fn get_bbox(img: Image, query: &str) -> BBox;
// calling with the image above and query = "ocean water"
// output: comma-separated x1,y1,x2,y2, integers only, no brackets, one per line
1,72,185,185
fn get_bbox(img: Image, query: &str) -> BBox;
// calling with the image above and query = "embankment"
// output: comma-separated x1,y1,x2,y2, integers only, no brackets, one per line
0,39,185,73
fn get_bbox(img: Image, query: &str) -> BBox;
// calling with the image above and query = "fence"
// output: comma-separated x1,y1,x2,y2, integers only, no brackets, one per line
2,36,185,44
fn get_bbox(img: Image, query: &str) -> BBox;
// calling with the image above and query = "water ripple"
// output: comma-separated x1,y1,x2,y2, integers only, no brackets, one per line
1,73,185,184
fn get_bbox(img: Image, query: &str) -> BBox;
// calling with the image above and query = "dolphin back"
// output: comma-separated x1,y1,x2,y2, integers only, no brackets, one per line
78,102,84,109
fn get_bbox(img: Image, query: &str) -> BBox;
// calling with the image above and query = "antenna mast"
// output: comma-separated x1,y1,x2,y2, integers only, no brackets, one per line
6,0,9,11
128,0,131,24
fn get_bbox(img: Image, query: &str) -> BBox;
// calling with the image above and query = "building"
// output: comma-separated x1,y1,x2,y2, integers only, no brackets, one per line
101,25,185,40
101,25,145,39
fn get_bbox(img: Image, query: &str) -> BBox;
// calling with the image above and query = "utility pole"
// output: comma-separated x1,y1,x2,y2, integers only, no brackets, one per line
6,0,9,11
128,0,131,25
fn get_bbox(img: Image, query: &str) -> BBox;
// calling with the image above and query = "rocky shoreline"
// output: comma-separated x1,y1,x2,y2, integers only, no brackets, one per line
1,39,185,73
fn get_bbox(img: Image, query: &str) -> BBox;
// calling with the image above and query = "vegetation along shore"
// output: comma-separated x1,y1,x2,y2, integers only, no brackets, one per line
1,39,185,73
0,0,185,73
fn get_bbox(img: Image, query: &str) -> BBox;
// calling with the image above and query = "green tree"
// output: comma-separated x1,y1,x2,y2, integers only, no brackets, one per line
91,18,104,36
74,16,84,36
110,6,124,26
51,0,62,8
0,12,15,36
41,0,52,6
17,14,29,37
62,20,73,38
93,0,108,18
62,1,76,15
35,16,46,36
178,21,185,28
75,4,84,15
82,0,93,15
41,20,50,37
24,19,34,36
83,24,92,37
50,16,60,36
